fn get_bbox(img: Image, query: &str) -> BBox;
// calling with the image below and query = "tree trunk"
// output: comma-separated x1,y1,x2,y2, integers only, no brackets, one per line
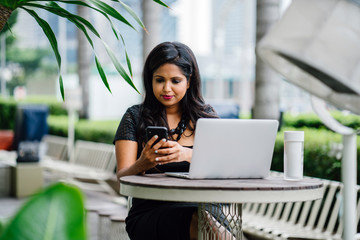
142,0,162,63
0,5,12,32
253,0,280,120
77,3,91,119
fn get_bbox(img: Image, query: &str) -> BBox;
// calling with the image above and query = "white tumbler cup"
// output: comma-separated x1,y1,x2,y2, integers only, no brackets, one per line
284,131,304,181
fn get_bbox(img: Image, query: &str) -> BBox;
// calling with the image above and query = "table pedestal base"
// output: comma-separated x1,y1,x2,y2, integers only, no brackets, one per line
198,203,242,240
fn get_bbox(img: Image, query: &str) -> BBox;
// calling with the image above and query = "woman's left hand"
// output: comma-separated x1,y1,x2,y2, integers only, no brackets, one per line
153,141,192,164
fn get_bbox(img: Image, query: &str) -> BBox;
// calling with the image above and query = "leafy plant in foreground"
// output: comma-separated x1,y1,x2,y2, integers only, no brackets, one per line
0,182,87,240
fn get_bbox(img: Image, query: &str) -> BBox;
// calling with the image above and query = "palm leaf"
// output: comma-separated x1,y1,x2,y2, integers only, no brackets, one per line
153,0,169,8
24,0,121,40
50,2,102,38
28,2,114,93
59,0,120,39
95,56,112,93
20,7,61,66
49,2,100,38
59,75,64,100
45,2,115,93
87,0,136,31
5,0,171,97
50,2,113,93
103,41,139,93
125,50,133,78
26,2,100,39
120,35,133,77
21,7,65,100
117,0,147,33
5,22,14,35
20,0,136,32
47,3,133,93
0,0,17,9
93,56,112,93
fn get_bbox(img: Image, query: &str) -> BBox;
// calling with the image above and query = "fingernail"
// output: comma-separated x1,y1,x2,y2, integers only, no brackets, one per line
154,135,158,139
162,138,166,142
155,150,158,154
155,158,159,162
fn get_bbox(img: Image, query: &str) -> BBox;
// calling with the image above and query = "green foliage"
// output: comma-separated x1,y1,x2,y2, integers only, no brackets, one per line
47,115,118,144
5,48,54,95
282,112,360,130
0,98,16,130
7,48,51,75
331,111,360,130
0,0,17,10
46,112,360,182
0,218,6,235
20,96,67,116
0,96,66,130
45,115,360,183
272,127,360,183
46,115,68,137
75,119,119,143
0,182,86,240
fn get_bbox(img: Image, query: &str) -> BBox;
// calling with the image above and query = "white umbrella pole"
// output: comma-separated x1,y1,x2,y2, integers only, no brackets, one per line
67,109,76,160
342,133,357,240
311,96,357,240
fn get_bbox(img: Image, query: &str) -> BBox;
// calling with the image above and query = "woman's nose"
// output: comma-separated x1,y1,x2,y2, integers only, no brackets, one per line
163,82,171,91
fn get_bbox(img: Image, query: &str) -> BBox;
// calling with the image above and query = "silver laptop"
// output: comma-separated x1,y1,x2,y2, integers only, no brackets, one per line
166,118,279,179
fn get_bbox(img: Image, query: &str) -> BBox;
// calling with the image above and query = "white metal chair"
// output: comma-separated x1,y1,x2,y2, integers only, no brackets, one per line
243,177,360,240
42,135,68,161
42,140,118,196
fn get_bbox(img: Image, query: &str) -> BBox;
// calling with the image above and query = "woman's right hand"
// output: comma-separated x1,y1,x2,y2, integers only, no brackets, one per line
138,135,167,170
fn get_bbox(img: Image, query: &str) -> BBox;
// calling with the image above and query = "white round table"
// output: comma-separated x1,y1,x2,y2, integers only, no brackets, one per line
120,174,323,239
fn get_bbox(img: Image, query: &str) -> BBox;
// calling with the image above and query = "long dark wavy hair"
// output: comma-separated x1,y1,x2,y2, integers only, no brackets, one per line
137,41,217,145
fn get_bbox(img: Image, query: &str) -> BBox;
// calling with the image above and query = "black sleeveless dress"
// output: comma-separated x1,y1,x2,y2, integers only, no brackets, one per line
113,105,227,240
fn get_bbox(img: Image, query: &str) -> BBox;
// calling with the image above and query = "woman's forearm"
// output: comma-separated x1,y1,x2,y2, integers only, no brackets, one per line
116,157,150,179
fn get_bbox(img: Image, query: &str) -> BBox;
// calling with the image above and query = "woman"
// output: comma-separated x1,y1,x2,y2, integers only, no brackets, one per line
114,42,221,240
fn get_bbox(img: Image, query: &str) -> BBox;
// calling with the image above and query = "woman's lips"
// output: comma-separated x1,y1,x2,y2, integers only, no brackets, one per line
162,95,173,100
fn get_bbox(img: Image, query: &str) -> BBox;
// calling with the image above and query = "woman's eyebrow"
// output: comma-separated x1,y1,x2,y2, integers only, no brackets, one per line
153,75,184,79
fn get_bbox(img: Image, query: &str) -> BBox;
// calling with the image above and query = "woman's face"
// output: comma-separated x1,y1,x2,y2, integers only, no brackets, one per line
152,63,190,109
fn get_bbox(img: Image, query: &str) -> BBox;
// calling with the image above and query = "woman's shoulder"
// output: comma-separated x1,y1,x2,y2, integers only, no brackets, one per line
126,104,142,113
121,104,143,123
124,104,143,117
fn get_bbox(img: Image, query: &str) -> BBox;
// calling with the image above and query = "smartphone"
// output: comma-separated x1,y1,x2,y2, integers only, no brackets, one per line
146,126,168,147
